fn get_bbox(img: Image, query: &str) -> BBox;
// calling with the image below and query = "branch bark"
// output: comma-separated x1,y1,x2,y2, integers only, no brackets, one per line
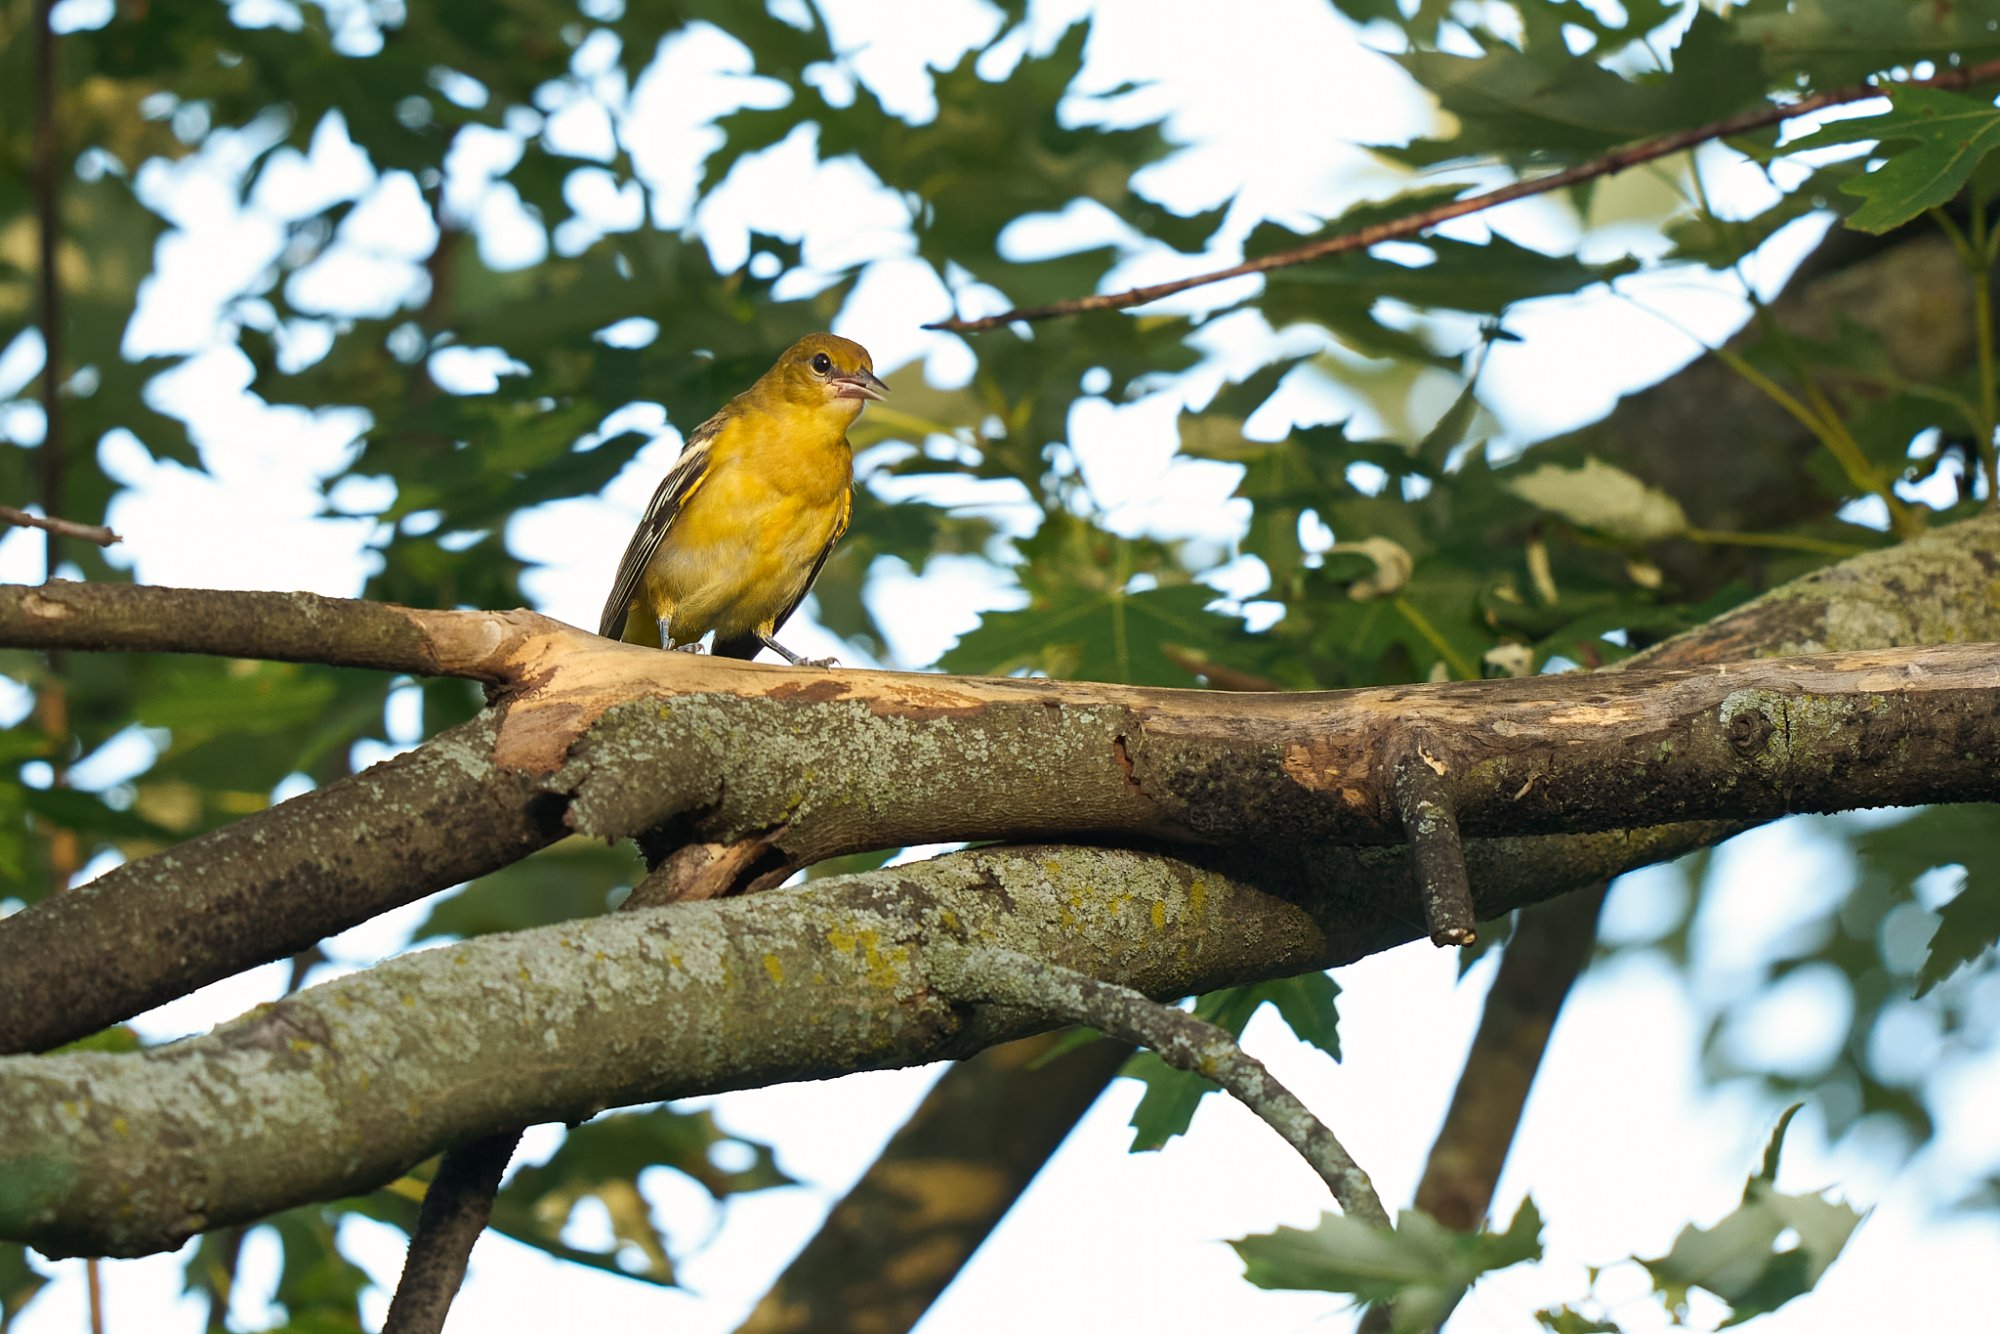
5,509,1999,1057
378,1132,519,1334
0,713,573,1054
0,823,1725,1259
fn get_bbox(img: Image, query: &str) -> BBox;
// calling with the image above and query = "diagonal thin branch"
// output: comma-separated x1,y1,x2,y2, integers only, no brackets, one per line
928,57,2000,333
379,1132,519,1334
925,943,1391,1229
0,507,116,549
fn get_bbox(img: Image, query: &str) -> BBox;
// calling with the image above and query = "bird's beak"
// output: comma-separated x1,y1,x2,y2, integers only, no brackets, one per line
834,369,889,403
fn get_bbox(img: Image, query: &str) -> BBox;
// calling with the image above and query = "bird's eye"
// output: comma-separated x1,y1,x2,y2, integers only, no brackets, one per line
810,352,833,375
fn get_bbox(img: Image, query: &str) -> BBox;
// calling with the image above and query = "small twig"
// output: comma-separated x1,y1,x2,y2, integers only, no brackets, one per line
380,1131,521,1334
1391,741,1476,947
928,57,2000,333
0,506,119,548
925,943,1391,1229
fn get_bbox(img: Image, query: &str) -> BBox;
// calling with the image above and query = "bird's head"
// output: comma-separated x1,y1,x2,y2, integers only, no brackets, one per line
763,333,889,421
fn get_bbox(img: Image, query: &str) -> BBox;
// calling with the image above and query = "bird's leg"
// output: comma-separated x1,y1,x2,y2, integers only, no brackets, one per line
659,617,706,653
759,633,838,669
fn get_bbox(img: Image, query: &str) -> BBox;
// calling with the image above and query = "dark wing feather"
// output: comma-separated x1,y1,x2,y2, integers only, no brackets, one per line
596,413,724,641
712,486,852,660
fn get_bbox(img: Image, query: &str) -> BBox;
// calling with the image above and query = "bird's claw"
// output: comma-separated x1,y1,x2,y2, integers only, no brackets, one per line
672,641,707,654
802,656,840,669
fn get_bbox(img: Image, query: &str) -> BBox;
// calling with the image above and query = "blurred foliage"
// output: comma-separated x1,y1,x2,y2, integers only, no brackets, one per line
2,0,1997,1325
1235,1197,1544,1333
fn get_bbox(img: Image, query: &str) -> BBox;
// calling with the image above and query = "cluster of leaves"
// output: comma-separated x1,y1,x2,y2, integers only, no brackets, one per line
1235,1107,1860,1331
2,0,1998,1327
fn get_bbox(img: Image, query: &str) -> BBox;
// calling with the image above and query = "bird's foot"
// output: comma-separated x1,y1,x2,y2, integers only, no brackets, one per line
671,641,707,654
800,656,841,669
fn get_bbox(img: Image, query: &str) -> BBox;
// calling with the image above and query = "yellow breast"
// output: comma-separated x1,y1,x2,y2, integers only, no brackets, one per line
641,411,853,645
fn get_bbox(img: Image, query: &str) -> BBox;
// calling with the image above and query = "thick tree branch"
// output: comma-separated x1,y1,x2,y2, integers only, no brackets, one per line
0,713,572,1054
2,633,1992,1054
929,944,1390,1228
0,821,1728,1259
927,60,2000,333
6,511,2000,1056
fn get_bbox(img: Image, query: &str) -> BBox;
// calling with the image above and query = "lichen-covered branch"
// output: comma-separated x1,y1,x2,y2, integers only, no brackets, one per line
928,944,1389,1227
0,714,572,1055
5,514,2000,1058
3,821,1711,1259
4,630,1994,1056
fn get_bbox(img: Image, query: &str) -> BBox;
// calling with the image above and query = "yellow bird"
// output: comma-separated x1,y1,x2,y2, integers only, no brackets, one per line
598,333,887,665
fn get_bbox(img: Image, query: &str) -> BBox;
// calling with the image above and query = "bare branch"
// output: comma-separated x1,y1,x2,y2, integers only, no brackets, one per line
380,1133,521,1334
928,59,2000,334
928,944,1391,1228
0,713,572,1055
0,507,118,548
0,581,562,682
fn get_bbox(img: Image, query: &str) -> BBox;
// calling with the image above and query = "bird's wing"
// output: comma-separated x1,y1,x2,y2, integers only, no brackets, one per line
712,484,853,661
597,412,725,641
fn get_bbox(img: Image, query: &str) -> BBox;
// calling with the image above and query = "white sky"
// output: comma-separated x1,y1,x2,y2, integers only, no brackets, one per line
7,1,1999,1331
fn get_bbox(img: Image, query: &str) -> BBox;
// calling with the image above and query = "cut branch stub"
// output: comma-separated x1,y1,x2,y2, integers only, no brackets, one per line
1391,738,1477,948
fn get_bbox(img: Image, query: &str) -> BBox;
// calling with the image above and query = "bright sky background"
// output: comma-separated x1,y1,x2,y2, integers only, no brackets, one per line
7,0,1999,1331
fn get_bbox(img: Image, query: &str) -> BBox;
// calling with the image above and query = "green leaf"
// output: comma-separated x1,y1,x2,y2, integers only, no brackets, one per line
1784,87,2000,235
1642,1110,1862,1325
1756,1103,1806,1183
1233,1198,1543,1332
1918,875,1998,997
1508,458,1690,542
265,1207,371,1325
0,1245,47,1334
